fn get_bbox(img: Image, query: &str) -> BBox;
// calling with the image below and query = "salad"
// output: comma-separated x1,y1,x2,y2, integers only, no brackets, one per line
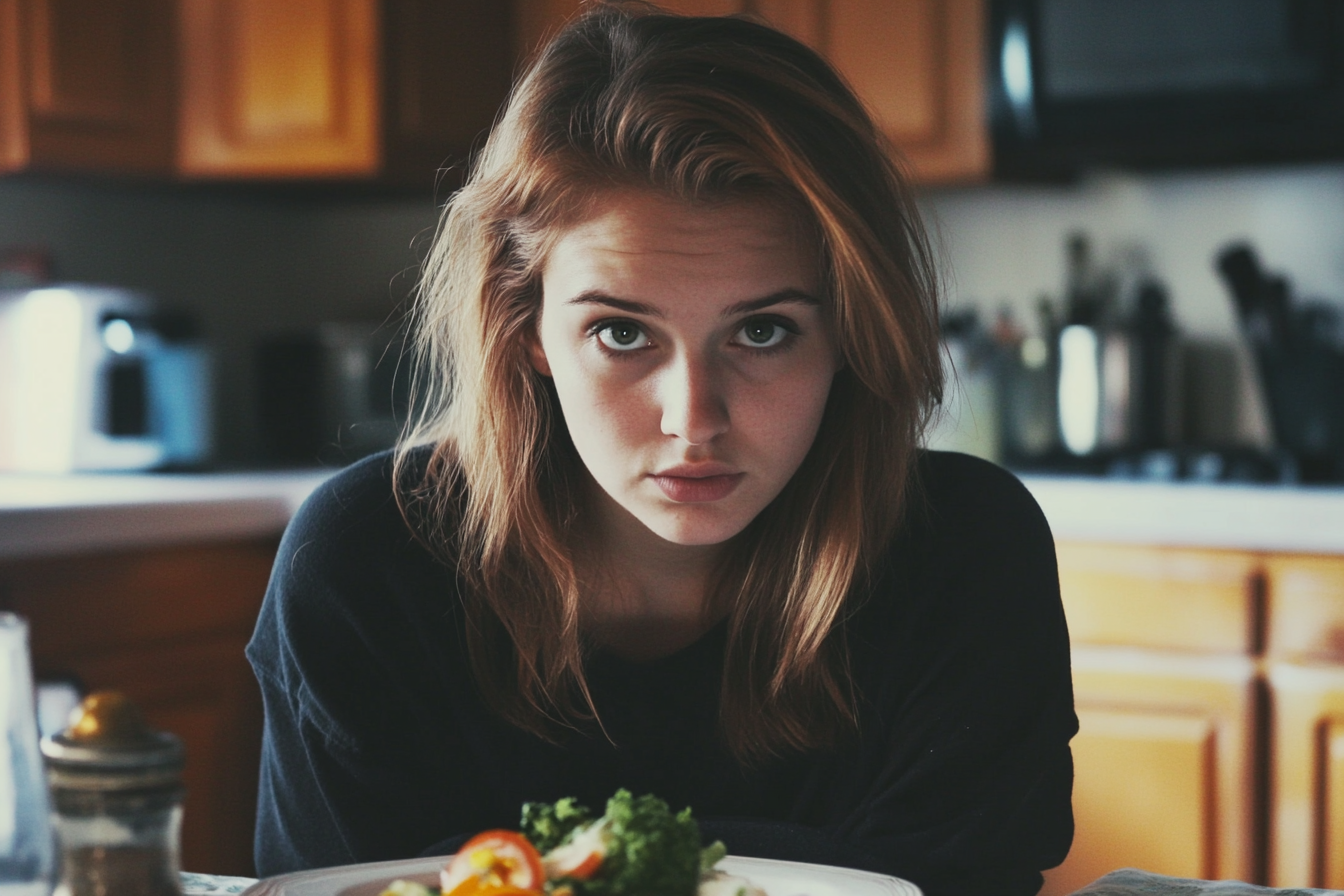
381,790,763,896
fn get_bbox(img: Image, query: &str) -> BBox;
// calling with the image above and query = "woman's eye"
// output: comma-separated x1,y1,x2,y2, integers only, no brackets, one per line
735,318,791,349
595,321,649,351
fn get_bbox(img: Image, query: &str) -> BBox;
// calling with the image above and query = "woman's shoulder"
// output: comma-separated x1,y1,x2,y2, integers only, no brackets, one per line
285,445,436,551
910,449,1052,548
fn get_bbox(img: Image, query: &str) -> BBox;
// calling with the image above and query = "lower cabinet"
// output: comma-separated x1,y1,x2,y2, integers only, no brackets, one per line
0,539,278,877
1268,662,1344,889
1041,542,1344,894
1041,648,1260,895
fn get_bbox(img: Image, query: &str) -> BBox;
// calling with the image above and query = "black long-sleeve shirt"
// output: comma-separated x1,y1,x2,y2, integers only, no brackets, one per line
246,449,1076,896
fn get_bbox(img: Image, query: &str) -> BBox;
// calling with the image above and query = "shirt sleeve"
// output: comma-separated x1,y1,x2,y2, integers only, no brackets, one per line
831,453,1077,896
245,454,468,876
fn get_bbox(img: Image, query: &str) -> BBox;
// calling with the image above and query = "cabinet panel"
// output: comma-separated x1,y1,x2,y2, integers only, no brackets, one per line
1041,647,1260,896
822,0,986,183
381,0,514,190
178,0,379,177
2,0,174,174
0,0,24,169
0,539,278,877
1056,542,1260,654
1268,662,1344,889
0,541,275,658
1265,555,1344,662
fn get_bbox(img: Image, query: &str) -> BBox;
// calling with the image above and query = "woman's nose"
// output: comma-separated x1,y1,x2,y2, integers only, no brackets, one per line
659,354,729,445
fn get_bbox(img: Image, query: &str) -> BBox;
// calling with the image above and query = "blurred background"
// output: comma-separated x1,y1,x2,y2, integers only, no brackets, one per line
2,0,1344,892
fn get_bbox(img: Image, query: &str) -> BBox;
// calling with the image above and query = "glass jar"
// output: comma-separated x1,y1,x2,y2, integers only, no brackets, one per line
40,692,184,896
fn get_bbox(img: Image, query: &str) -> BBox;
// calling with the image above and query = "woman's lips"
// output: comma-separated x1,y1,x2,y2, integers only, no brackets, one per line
651,470,744,503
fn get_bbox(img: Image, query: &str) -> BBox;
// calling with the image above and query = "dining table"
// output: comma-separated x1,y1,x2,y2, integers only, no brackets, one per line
179,867,1344,896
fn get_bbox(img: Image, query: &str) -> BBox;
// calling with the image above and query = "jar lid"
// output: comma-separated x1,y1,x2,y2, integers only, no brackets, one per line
41,691,183,790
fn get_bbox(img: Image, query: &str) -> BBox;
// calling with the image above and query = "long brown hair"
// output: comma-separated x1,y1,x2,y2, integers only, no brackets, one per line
396,2,943,764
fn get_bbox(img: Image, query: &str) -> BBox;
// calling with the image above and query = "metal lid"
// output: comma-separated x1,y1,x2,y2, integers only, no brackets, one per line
41,691,184,791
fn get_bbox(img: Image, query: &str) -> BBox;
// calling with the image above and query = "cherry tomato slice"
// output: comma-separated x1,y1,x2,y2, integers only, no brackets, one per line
440,831,545,894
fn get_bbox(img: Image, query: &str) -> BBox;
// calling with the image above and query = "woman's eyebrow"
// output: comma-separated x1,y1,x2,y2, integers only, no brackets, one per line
722,289,821,316
565,291,663,317
564,288,819,317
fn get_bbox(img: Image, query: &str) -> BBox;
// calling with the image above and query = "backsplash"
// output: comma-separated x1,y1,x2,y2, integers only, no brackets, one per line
3,162,1344,466
0,176,438,464
922,162,1344,449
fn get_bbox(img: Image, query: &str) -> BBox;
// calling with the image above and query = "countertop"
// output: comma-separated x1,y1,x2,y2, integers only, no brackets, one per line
0,468,333,561
2,466,1343,561
1020,474,1344,555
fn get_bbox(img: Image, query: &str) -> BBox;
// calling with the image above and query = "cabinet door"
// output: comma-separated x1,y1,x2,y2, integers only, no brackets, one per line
509,0,988,185
381,0,514,190
0,539,277,876
1055,541,1261,654
1269,664,1344,886
178,0,380,177
1264,554,1344,663
0,0,174,174
755,0,988,183
1040,647,1261,896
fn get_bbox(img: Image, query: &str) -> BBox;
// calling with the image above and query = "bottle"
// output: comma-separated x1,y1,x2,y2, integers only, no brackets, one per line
40,692,184,896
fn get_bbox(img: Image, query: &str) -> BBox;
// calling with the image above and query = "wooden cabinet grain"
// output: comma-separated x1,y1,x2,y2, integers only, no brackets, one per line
1043,542,1344,893
1043,647,1260,895
177,0,380,178
0,539,278,877
1264,554,1344,889
1,0,512,182
0,0,176,175
514,0,989,185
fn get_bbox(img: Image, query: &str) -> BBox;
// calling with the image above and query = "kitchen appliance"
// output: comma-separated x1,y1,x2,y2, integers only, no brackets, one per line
256,322,411,466
1056,283,1183,457
989,0,1344,177
1216,243,1344,481
0,286,213,473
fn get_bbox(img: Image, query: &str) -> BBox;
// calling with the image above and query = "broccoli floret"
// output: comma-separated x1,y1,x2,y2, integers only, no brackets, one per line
591,790,702,896
522,796,594,854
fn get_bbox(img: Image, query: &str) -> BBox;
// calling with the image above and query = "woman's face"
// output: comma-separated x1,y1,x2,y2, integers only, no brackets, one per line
530,188,840,547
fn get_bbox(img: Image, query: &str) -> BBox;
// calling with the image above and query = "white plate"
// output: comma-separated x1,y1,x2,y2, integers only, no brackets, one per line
239,854,922,896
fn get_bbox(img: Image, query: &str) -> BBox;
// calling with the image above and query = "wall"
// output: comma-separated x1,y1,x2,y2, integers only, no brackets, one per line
4,161,1343,465
0,175,440,464
921,162,1344,447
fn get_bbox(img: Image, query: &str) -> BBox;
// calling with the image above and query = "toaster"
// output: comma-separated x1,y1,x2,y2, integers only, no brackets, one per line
0,285,213,472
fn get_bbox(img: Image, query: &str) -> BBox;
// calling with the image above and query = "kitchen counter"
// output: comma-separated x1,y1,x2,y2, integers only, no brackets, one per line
0,469,334,560
2,467,1343,560
1020,474,1344,555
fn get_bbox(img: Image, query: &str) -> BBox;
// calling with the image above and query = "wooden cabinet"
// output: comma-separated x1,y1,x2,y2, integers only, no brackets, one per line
1264,554,1344,889
177,0,379,178
0,0,176,175
1044,647,1260,895
1042,543,1344,894
0,539,278,877
1040,542,1266,896
1,0,513,182
514,0,989,185
381,0,514,190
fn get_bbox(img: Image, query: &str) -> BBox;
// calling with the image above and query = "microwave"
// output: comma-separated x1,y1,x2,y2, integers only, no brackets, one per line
989,0,1344,177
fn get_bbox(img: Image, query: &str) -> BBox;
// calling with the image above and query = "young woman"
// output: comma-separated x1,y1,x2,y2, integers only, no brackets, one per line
246,6,1076,895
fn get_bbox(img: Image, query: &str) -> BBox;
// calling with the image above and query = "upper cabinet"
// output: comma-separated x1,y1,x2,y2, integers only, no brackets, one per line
537,0,989,185
2,0,986,184
0,0,513,182
176,0,379,178
0,0,176,176
754,0,989,183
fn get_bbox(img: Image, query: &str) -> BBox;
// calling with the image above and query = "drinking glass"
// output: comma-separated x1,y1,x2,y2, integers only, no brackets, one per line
0,613,54,896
